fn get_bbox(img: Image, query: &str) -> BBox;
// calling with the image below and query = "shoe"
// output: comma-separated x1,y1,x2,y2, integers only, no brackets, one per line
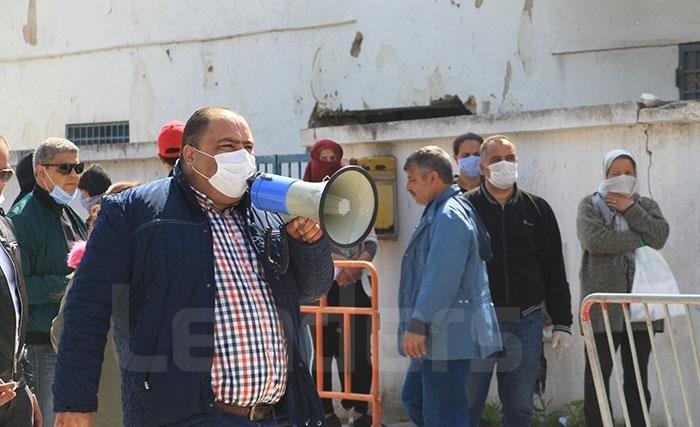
325,413,343,427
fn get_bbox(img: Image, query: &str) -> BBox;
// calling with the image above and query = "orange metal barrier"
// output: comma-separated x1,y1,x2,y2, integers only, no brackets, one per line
301,260,382,427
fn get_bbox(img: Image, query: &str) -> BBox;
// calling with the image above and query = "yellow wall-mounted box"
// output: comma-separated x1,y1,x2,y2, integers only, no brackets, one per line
350,156,397,239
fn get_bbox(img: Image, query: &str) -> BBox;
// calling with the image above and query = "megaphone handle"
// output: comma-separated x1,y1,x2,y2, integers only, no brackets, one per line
264,225,290,274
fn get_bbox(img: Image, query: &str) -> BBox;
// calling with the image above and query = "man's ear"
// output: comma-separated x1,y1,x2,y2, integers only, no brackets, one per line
428,170,440,185
181,145,195,166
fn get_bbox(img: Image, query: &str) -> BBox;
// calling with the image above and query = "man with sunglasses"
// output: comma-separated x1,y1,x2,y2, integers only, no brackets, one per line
8,137,87,426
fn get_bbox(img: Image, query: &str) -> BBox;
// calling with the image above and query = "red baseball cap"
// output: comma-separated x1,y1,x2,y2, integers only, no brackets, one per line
157,121,185,159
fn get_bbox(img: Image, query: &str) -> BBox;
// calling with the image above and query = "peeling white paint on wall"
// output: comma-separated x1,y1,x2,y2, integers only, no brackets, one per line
0,0,697,155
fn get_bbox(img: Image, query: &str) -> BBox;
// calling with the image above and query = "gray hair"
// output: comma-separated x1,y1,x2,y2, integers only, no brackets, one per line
403,146,453,184
33,137,79,170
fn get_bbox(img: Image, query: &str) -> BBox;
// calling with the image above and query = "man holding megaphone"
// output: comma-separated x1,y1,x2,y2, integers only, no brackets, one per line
53,107,334,427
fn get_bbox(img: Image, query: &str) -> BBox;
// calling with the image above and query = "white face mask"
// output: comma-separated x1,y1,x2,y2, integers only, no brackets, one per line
599,174,637,196
487,160,518,190
192,147,257,199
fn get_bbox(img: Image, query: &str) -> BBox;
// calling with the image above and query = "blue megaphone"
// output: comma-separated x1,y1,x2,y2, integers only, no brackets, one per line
250,166,378,248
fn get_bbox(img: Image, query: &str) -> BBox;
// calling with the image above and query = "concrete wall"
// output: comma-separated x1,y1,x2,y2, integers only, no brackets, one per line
302,100,700,422
1,0,699,156
2,0,700,422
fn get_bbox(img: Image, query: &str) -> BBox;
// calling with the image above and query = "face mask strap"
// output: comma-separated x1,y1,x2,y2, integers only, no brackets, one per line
41,167,57,192
189,146,217,182
192,165,212,182
190,146,215,160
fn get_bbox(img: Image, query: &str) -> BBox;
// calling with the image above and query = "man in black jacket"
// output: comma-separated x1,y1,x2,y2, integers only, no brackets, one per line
465,135,572,427
0,136,41,426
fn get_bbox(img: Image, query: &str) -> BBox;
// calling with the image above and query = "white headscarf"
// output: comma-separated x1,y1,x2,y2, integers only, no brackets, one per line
594,149,639,228
597,149,639,196
592,149,640,269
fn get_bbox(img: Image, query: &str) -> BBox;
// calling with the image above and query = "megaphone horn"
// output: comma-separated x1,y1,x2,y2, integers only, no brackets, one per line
250,165,378,248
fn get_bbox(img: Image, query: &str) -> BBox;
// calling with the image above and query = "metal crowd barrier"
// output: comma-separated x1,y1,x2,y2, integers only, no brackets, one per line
580,293,700,427
300,260,382,427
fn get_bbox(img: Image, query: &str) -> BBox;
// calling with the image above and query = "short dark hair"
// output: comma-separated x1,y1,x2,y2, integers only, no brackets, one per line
403,146,453,184
452,132,484,155
480,134,515,158
15,152,35,191
78,164,112,196
182,106,241,150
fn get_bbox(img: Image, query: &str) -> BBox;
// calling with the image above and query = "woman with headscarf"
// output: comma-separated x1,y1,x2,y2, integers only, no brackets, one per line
576,149,669,426
302,139,379,427
303,138,344,182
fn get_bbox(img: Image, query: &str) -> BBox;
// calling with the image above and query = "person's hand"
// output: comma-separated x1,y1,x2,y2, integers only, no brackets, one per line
402,331,427,359
31,392,42,427
286,217,323,243
54,412,93,427
335,268,362,286
0,382,17,406
604,192,634,213
334,269,353,286
552,331,573,359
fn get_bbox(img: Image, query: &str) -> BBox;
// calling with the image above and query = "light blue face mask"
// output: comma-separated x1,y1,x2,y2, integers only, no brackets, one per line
458,155,481,179
46,174,78,205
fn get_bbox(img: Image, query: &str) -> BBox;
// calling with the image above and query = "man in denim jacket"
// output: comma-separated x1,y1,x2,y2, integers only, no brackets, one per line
398,146,501,427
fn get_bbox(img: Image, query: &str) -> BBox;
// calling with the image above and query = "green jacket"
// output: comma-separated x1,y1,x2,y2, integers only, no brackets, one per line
8,190,86,334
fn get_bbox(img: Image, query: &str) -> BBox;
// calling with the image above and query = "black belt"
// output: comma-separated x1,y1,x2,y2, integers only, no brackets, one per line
215,402,274,421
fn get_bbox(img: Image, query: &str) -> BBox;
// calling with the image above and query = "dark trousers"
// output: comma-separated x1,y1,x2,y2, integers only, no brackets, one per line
311,281,372,415
584,331,652,427
0,384,33,427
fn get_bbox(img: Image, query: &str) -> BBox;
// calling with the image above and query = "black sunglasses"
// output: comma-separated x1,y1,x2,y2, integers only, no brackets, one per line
42,162,85,175
0,168,14,182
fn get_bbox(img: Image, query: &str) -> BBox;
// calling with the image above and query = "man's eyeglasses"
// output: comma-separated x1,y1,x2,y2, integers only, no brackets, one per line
42,162,85,175
0,168,14,182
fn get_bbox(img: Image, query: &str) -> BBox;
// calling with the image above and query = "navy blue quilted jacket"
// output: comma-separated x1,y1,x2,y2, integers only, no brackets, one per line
53,165,333,426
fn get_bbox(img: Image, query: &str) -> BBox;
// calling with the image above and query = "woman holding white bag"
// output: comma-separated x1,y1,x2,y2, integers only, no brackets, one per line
576,149,670,427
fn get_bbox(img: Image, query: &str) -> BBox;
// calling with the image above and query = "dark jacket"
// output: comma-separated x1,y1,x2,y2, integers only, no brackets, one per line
0,211,32,388
8,186,87,339
53,165,333,427
466,183,572,331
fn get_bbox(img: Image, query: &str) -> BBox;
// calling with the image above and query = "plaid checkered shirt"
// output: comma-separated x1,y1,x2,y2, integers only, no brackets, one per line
194,190,288,406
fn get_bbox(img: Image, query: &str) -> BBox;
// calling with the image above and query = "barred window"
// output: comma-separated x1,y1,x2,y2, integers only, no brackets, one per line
65,121,130,146
678,42,700,100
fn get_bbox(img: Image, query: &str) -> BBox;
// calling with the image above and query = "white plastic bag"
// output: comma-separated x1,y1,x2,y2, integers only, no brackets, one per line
630,246,684,322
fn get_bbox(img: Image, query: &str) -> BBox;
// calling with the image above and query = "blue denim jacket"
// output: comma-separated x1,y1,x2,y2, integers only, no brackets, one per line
398,186,502,361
